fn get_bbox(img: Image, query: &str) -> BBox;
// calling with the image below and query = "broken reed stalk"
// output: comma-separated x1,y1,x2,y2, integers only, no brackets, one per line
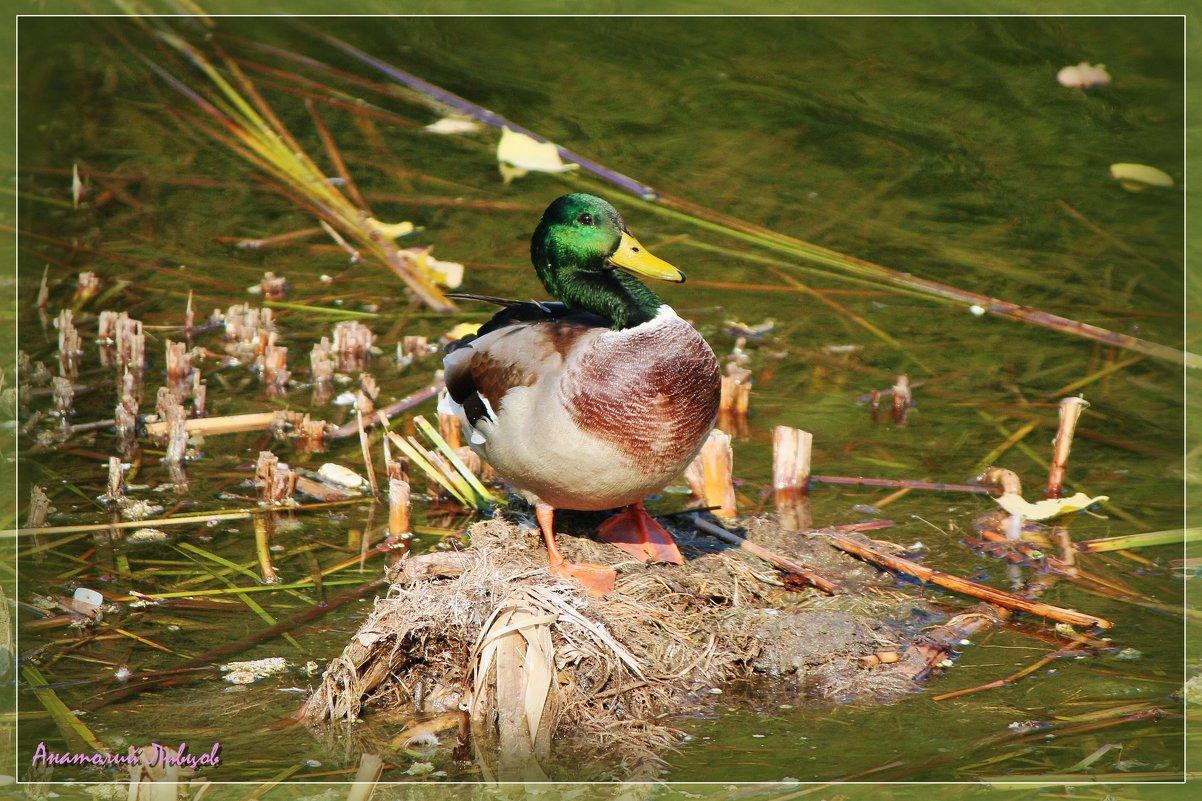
931,639,1087,702
26,486,52,528
1046,396,1089,498
357,408,380,499
104,456,125,504
327,381,443,439
1076,527,1200,553
144,410,304,438
685,428,737,518
773,426,812,530
690,515,844,595
824,531,1112,629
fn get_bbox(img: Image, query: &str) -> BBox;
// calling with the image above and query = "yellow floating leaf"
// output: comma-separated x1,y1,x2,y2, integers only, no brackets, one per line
496,127,578,179
1110,163,1174,192
995,491,1109,521
365,217,415,240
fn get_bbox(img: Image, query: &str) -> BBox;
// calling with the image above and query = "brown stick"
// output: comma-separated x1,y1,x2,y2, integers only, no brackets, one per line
1046,396,1089,498
824,531,1112,629
690,515,847,594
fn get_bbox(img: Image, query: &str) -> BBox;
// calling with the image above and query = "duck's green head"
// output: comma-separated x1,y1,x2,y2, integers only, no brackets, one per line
530,193,683,329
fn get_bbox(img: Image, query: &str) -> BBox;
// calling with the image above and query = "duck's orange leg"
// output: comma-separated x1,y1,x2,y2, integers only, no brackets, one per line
536,503,616,597
598,502,685,565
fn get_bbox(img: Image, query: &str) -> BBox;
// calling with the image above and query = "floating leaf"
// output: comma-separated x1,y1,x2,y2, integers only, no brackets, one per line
1110,163,1174,192
1057,62,1111,88
408,247,464,289
995,492,1109,521
424,115,481,135
496,127,578,182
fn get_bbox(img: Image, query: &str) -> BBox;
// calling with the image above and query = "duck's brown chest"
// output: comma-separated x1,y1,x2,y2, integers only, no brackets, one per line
560,316,721,475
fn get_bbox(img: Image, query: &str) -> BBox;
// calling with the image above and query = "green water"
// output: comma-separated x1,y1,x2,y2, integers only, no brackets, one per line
8,14,1193,793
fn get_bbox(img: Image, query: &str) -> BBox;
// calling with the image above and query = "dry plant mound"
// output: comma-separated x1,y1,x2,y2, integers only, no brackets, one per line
303,512,931,781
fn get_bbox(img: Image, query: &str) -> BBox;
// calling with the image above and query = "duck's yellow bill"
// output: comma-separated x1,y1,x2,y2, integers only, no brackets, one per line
609,232,685,283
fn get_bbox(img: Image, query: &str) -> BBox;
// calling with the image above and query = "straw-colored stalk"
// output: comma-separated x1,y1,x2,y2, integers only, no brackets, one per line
773,426,812,531
145,410,304,438
685,429,737,518
184,290,194,342
1047,396,1089,498
690,515,842,594
254,516,281,584
1076,527,1201,553
345,754,384,801
357,408,379,499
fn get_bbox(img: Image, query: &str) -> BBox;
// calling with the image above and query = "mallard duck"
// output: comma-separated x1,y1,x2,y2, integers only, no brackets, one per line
441,193,721,595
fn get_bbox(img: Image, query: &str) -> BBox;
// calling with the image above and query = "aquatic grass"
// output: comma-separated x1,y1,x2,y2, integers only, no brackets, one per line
379,411,496,513
1077,527,1200,553
22,665,105,752
134,28,456,312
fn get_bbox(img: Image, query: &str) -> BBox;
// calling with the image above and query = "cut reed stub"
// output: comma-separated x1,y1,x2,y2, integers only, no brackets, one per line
773,426,813,531
292,414,328,452
165,339,193,385
184,290,194,343
54,310,82,379
388,477,411,540
103,457,125,504
1046,396,1089,499
333,320,375,373
719,364,752,417
891,375,911,426
50,377,74,419
260,271,287,300
115,314,145,374
191,373,206,418
255,450,298,506
224,303,274,361
439,412,463,450
163,406,189,465
25,485,53,528
685,428,737,518
261,334,290,394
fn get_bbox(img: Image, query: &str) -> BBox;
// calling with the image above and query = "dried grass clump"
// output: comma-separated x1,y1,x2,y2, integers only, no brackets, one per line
304,514,919,780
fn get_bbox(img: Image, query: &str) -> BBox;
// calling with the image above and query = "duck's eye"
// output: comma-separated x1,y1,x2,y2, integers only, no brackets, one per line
577,212,594,226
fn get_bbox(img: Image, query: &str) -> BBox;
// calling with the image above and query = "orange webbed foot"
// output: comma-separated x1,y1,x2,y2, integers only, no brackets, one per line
598,502,685,565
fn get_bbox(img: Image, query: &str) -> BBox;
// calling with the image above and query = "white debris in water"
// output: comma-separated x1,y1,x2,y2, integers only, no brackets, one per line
317,463,366,489
220,657,289,683
1057,62,1111,88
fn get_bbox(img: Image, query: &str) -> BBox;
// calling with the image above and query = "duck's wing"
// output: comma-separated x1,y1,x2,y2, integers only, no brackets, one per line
442,297,610,431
